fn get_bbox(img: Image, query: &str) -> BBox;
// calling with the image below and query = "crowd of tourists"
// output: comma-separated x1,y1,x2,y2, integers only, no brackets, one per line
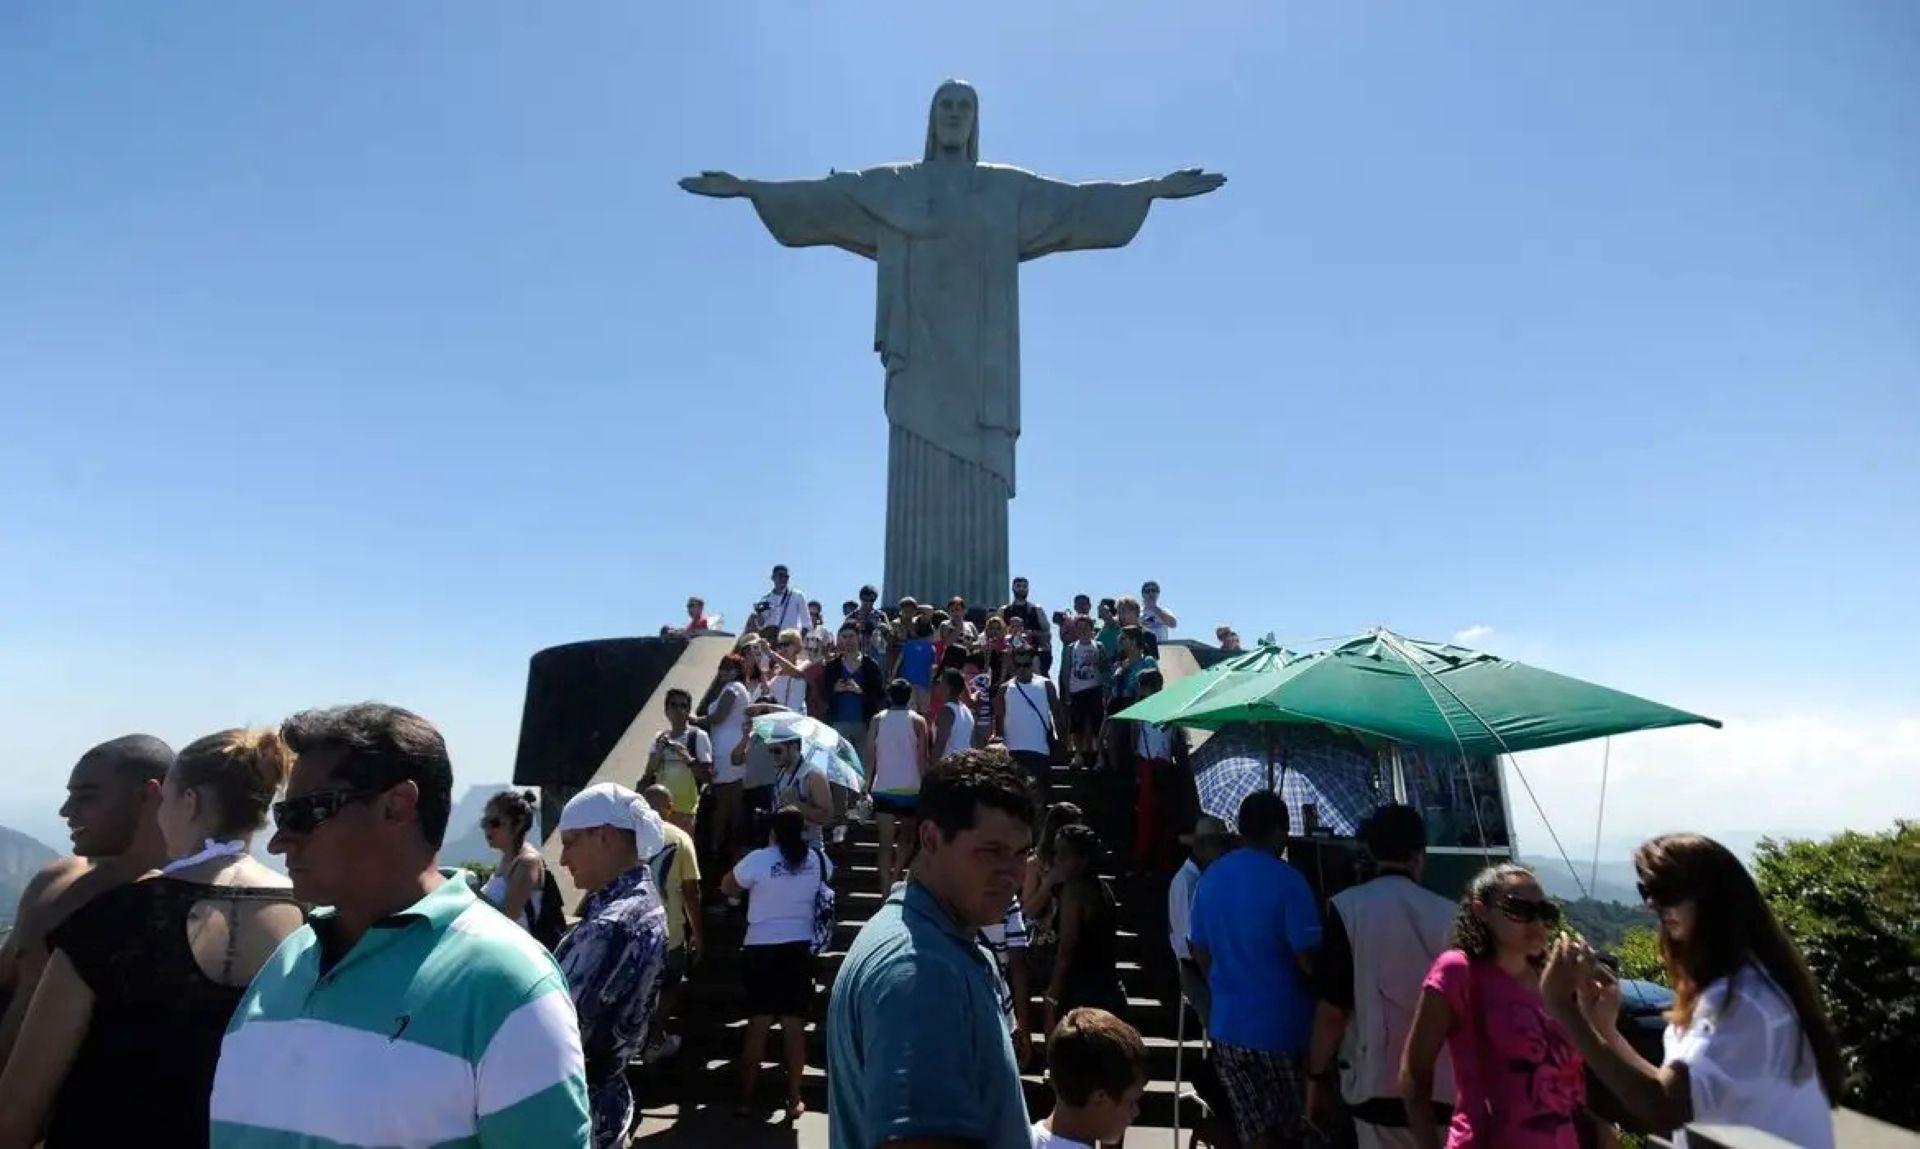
0,563,1849,1148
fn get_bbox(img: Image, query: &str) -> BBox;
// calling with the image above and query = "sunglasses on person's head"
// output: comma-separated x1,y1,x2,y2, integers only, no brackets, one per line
1494,894,1561,927
273,787,385,834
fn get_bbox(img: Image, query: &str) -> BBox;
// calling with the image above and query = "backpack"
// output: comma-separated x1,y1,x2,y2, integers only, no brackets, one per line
809,847,836,955
529,866,568,952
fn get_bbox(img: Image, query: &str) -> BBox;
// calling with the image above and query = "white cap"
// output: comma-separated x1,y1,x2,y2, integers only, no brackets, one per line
557,783,666,860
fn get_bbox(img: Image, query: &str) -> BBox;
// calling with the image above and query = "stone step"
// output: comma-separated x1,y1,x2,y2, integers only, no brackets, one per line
688,1059,1211,1129
707,1016,1205,1080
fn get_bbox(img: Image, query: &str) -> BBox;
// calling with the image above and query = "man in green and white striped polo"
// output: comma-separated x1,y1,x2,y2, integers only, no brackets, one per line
211,703,590,1148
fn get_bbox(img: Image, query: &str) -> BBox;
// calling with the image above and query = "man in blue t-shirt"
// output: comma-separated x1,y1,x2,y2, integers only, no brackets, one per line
1188,790,1322,1149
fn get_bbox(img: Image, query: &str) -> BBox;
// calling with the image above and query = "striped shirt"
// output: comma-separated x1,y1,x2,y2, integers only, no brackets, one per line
211,870,590,1148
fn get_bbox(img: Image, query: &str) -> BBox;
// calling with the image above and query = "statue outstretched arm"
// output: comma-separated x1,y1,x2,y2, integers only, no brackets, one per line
679,169,880,258
1016,167,1224,262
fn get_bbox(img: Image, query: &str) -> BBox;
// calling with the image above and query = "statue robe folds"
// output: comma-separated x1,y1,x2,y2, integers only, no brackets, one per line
747,163,1155,608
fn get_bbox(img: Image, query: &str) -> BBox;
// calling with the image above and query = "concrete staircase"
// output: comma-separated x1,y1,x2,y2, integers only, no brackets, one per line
630,769,1207,1131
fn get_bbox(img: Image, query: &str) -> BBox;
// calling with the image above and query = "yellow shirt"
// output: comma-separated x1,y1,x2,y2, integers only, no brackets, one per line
659,822,701,950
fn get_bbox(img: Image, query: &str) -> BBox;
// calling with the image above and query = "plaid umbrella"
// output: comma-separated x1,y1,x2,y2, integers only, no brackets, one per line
1189,723,1380,835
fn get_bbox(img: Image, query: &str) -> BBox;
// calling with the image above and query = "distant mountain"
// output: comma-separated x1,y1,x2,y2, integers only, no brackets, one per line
0,825,61,925
1521,855,1643,907
441,784,516,868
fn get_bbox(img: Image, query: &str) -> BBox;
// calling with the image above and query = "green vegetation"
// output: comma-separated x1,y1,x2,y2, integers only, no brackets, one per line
1755,822,1918,1130
1560,897,1657,951
1611,925,1665,984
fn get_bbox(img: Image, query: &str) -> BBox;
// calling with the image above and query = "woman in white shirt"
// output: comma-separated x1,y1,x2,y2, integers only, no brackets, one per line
478,789,546,936
722,806,831,1121
1544,833,1843,1149
765,628,813,715
699,652,755,871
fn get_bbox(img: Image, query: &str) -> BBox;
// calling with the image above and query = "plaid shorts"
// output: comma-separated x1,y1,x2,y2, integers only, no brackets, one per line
1211,1041,1306,1145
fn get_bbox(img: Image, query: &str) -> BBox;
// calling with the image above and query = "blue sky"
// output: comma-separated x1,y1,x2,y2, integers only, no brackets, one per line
3,3,1915,860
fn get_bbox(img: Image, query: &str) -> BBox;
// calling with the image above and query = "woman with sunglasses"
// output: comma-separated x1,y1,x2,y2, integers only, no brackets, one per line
1541,834,1842,1149
478,789,548,936
0,729,305,1149
1401,863,1595,1149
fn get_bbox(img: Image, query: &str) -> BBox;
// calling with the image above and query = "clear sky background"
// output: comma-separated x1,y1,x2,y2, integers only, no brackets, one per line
3,3,1915,867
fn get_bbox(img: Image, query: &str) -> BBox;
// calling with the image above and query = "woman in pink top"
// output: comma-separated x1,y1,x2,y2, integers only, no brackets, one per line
1401,863,1599,1149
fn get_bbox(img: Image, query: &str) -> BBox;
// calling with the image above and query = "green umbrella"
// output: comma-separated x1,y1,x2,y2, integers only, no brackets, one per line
1117,628,1719,758
1118,644,1293,726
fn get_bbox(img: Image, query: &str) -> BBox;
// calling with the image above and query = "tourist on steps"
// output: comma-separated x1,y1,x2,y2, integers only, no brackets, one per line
640,687,711,835
996,640,1066,810
932,667,977,762
1168,814,1236,1038
1031,1007,1150,1149
1139,580,1178,643
1306,804,1457,1149
0,729,304,1149
1189,790,1321,1149
553,783,670,1149
210,703,591,1147
822,622,886,754
1540,834,1843,1149
640,785,703,1066
865,678,930,892
1064,614,1105,771
758,563,809,637
827,749,1037,1149
698,653,754,881
1400,863,1593,1149
892,613,939,715
1023,801,1086,999
1041,823,1130,1034
723,805,831,1121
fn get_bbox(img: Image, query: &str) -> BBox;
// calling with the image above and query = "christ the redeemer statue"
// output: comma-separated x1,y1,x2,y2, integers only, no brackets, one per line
681,79,1223,609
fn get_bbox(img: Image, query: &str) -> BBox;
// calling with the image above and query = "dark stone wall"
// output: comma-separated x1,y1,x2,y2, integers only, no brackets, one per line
512,636,690,792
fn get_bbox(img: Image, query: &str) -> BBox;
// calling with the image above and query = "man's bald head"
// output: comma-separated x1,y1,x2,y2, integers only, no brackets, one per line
642,784,675,817
62,734,172,858
80,734,175,786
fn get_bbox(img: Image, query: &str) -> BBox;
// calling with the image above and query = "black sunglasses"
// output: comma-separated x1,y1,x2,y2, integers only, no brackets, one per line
1495,894,1562,927
273,787,385,835
482,816,505,829
1636,882,1683,909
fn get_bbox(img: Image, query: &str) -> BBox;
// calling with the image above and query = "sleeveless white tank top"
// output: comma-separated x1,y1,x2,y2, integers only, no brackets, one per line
941,701,976,758
873,708,922,794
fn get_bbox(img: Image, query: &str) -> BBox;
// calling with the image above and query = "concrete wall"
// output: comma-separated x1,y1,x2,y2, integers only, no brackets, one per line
535,633,734,909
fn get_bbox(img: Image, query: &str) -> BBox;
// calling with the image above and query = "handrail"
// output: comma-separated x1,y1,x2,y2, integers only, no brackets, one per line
1649,1109,1920,1149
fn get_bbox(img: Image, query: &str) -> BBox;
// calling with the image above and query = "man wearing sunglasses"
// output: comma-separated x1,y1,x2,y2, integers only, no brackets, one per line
211,703,591,1148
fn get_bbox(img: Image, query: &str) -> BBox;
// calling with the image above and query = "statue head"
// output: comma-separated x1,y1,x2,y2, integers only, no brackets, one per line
923,79,979,163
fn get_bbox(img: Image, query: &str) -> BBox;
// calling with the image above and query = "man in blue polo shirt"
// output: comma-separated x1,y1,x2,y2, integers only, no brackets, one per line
212,703,590,1148
1189,790,1322,1149
827,748,1036,1149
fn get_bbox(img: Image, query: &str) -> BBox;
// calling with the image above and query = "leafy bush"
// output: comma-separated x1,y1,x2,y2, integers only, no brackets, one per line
1561,897,1659,950
465,861,497,887
1754,822,1919,1130
1612,925,1666,985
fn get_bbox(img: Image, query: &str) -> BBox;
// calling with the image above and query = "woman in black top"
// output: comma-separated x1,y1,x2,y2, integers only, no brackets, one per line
0,727,305,1148
1042,823,1129,1034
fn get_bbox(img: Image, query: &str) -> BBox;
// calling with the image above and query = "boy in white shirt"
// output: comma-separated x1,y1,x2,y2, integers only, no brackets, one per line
1031,1007,1148,1149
